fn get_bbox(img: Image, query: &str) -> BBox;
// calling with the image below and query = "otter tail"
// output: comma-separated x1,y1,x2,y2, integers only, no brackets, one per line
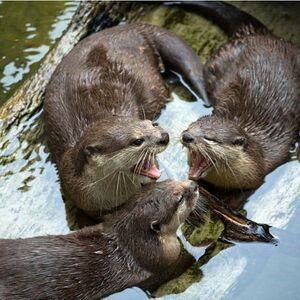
139,24,209,105
164,1,267,36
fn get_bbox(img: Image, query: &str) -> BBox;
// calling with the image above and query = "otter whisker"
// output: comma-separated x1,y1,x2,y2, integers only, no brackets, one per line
104,171,119,199
218,148,244,189
125,171,138,187
140,104,146,120
133,152,144,176
116,172,121,206
138,150,150,176
195,201,209,214
133,148,148,175
121,172,129,201
196,144,219,176
137,149,150,176
82,169,119,189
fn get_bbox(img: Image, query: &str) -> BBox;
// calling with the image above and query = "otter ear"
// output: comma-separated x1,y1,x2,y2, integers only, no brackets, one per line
232,136,246,147
84,145,103,156
150,220,161,234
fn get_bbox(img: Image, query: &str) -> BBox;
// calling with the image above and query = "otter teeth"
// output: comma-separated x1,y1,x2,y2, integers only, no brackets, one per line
189,151,212,180
133,159,161,180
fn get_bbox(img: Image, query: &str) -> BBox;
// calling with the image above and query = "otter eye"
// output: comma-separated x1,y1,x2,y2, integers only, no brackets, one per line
177,195,185,205
232,137,245,146
150,220,161,234
132,139,144,146
132,138,145,146
84,145,103,156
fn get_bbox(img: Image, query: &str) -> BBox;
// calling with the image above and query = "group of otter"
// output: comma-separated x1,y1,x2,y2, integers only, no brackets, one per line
1,2,299,299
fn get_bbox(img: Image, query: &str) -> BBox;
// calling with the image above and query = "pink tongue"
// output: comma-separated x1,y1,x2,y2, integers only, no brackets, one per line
145,163,161,179
190,163,202,178
189,154,207,179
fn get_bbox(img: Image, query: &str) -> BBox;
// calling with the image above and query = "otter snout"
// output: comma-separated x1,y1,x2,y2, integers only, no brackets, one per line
181,131,194,144
157,132,170,146
183,180,199,207
189,180,199,193
185,180,199,196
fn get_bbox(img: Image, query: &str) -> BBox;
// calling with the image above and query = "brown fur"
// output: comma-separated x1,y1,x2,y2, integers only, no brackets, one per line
44,23,206,217
180,2,300,190
0,180,199,300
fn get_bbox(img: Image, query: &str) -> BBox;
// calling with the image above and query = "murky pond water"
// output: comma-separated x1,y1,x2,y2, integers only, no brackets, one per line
0,1,77,105
0,2,299,300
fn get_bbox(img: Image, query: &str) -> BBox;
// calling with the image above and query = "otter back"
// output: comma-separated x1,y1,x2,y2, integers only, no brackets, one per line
180,2,300,190
43,23,207,217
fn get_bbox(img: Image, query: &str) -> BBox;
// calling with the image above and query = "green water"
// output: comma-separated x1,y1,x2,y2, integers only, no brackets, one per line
0,1,77,105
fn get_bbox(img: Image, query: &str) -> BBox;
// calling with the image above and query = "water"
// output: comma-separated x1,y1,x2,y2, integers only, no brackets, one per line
0,1,78,236
0,1,77,105
0,2,300,300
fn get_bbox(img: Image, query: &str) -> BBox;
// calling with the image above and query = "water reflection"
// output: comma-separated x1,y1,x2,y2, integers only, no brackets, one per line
0,1,77,237
247,162,300,229
0,1,77,104
0,112,69,238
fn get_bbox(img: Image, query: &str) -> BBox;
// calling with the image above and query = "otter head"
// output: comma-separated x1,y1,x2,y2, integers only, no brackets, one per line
75,116,169,182
181,115,265,190
76,116,169,180
117,180,199,271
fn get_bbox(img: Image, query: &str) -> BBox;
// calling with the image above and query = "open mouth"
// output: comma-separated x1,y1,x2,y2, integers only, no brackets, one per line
188,150,212,180
131,157,161,180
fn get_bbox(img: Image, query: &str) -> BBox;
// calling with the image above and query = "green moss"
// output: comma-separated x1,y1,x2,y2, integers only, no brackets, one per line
231,2,300,46
170,83,195,102
130,4,227,63
186,215,224,246
154,262,203,297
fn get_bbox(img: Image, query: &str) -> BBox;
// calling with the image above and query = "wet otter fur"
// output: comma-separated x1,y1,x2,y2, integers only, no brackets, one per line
177,1,300,190
0,180,199,300
44,23,206,218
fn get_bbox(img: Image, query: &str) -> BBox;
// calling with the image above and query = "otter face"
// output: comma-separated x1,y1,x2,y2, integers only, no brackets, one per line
117,180,199,270
131,180,199,235
77,116,169,182
181,115,265,189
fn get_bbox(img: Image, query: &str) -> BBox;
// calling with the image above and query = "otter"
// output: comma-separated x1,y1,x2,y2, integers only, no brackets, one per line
0,180,199,300
174,2,300,190
44,23,206,218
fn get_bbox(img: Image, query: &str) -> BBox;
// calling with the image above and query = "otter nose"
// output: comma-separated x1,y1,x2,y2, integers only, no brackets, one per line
158,132,169,146
182,132,194,144
188,180,199,193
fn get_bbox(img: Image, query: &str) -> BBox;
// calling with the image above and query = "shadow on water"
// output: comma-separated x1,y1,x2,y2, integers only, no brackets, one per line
0,2,299,300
